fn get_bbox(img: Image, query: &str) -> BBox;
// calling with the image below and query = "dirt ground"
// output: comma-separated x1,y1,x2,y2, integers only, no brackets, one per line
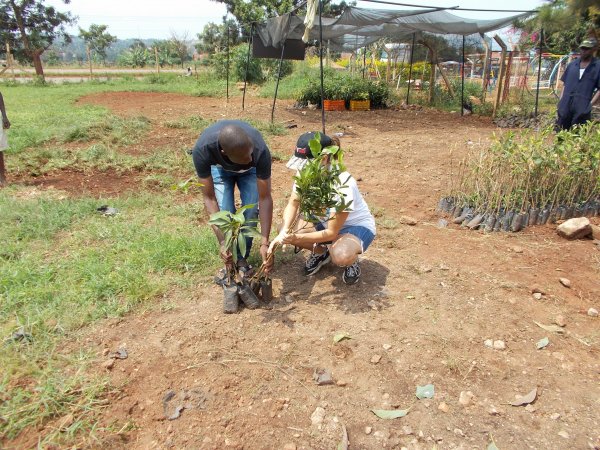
11,92,600,449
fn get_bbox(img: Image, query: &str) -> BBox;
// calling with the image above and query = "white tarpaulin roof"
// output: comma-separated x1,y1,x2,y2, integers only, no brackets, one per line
256,7,531,51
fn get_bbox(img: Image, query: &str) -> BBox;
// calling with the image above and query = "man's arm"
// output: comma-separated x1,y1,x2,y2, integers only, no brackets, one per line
286,211,349,246
257,177,273,265
0,92,10,129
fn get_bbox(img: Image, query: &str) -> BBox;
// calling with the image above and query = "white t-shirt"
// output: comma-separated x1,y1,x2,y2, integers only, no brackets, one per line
0,124,8,152
293,170,376,234
333,171,376,233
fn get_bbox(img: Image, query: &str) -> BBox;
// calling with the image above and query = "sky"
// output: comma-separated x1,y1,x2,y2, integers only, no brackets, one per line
45,0,547,40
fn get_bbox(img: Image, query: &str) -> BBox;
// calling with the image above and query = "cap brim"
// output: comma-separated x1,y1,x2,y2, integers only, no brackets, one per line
286,156,309,171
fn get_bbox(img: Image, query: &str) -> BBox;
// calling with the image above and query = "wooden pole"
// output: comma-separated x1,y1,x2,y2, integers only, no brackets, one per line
493,34,507,118
534,28,543,117
406,33,416,105
155,47,160,75
479,33,490,103
87,46,93,79
461,35,465,116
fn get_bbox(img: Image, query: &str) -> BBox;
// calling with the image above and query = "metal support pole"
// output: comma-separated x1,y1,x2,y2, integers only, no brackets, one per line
242,24,254,110
363,48,366,79
534,28,543,117
406,33,416,105
271,43,286,124
319,0,325,134
461,35,465,116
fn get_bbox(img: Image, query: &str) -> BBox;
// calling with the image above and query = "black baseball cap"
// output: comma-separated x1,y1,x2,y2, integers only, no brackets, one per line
286,132,333,171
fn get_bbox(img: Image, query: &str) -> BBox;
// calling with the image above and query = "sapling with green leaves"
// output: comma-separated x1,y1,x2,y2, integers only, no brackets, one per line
208,204,261,283
253,132,352,280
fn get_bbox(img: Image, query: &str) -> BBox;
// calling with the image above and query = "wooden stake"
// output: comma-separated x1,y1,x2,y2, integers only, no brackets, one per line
86,45,93,79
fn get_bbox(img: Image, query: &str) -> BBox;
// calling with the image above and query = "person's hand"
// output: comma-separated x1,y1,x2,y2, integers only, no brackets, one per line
267,232,287,256
260,243,273,274
219,243,233,267
2,117,9,130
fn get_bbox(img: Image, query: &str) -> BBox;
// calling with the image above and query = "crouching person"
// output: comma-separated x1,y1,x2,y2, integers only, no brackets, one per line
268,132,376,285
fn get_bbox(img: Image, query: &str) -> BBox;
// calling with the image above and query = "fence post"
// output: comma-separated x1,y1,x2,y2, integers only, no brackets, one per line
493,34,507,118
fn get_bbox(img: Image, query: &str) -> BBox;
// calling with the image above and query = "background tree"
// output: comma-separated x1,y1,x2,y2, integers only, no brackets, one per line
78,24,117,64
514,0,599,53
117,39,150,67
0,0,75,77
196,18,241,54
169,31,191,68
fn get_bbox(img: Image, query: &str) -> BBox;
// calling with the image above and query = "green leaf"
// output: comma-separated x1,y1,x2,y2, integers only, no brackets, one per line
333,332,351,343
371,408,409,419
416,384,435,399
536,337,549,350
238,233,247,259
487,441,499,450
237,203,256,213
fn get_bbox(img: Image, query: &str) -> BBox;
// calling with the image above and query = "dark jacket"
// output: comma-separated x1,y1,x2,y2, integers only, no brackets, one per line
558,56,600,119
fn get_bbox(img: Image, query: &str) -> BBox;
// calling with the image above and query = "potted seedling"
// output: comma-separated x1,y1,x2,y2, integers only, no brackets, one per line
323,79,346,111
349,90,371,111
209,204,262,313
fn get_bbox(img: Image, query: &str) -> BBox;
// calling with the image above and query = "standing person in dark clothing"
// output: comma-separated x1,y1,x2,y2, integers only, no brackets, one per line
556,38,600,130
192,120,273,278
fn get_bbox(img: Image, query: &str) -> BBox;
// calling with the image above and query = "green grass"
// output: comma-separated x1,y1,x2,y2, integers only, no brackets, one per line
0,188,219,444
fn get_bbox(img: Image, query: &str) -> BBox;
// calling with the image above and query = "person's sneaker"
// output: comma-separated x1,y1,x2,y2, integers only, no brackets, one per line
342,261,361,285
304,249,331,275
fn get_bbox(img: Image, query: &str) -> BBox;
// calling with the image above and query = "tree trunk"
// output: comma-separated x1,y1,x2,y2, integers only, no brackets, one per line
32,50,45,78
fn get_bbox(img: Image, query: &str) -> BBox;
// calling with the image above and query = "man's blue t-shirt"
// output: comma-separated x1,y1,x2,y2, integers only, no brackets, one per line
192,120,272,180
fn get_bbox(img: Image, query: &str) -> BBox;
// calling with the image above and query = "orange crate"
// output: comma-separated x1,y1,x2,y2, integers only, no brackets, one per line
349,99,370,111
323,99,346,111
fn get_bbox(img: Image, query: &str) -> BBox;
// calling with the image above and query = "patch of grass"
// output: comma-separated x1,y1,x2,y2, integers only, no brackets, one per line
64,115,150,145
0,188,220,442
164,115,213,132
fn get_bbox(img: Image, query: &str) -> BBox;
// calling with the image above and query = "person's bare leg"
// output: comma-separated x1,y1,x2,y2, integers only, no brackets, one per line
0,152,6,186
330,234,362,266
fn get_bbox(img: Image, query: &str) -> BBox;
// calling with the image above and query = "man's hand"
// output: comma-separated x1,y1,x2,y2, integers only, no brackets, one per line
260,243,273,274
2,117,9,130
219,243,233,267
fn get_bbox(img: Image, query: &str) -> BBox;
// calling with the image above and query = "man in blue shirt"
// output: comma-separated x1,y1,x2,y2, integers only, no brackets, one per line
556,38,600,130
192,120,273,277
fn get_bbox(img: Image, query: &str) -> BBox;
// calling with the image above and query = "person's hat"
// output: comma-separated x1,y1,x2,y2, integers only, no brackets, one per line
579,38,598,49
286,132,333,171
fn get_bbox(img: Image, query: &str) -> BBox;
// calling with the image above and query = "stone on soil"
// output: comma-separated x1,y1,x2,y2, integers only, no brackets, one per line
557,217,592,240
484,339,493,348
102,359,115,370
554,315,566,327
364,426,372,435
459,391,474,406
588,308,599,317
532,292,543,300
559,278,571,288
370,354,382,364
438,402,449,413
493,340,506,350
310,407,326,426
399,216,418,226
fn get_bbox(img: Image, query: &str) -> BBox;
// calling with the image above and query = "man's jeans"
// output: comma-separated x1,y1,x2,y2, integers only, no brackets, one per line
211,166,258,259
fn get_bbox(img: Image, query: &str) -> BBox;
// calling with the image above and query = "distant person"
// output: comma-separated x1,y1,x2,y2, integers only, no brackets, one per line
0,91,10,186
556,38,600,130
268,132,376,285
186,67,192,77
192,120,273,280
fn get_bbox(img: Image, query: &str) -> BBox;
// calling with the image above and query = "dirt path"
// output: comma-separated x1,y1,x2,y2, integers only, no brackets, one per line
14,92,600,449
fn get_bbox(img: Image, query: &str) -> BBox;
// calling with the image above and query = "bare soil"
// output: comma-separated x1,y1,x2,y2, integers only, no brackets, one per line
10,92,600,449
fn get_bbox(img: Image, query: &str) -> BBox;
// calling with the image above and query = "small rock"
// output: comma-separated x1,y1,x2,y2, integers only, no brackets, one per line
437,218,448,228
313,368,334,386
493,340,506,350
102,348,110,356
336,380,347,387
310,407,326,426
399,216,418,226
438,402,449,413
453,428,464,437
484,339,493,348
370,354,382,364
557,217,592,240
550,413,561,420
525,404,537,413
285,295,294,303
283,444,297,450
373,430,386,440
532,292,543,300
588,308,599,317
554,315,566,327
591,224,600,240
102,359,115,370
382,344,392,350
512,246,524,253
559,278,571,288
364,426,372,435
531,285,546,295
558,430,570,439
488,406,499,416
402,426,413,435
459,391,474,406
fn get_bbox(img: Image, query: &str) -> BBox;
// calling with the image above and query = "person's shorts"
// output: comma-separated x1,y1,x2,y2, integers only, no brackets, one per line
315,222,375,253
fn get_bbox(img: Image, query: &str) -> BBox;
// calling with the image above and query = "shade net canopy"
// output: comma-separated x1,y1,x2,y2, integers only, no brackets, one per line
255,6,531,51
